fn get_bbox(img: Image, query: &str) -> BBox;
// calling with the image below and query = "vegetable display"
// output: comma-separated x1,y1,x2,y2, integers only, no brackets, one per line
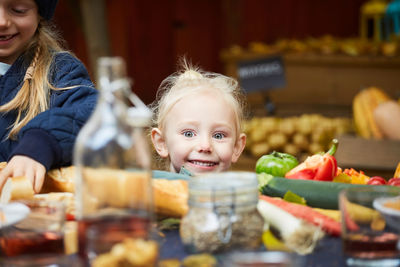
338,168,370,184
260,195,341,236
285,139,338,181
258,174,400,209
243,114,352,158
257,197,324,255
255,151,298,177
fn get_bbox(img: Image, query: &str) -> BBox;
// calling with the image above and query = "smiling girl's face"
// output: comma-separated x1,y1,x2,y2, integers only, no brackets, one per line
0,0,39,64
151,89,246,174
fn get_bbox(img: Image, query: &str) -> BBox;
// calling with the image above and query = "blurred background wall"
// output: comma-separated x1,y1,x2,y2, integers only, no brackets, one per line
53,0,366,105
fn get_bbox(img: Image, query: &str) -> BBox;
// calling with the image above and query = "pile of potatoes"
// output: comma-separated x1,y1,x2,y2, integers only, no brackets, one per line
243,114,353,158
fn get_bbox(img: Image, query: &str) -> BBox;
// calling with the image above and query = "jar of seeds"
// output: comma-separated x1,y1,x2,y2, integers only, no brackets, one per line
179,172,264,253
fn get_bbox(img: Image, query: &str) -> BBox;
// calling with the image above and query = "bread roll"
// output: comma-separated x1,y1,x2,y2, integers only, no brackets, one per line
42,166,76,193
82,168,189,218
82,168,152,211
0,162,189,219
0,161,6,171
153,179,188,218
0,176,35,204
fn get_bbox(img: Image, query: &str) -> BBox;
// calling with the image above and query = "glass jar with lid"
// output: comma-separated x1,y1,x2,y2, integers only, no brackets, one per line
180,172,264,253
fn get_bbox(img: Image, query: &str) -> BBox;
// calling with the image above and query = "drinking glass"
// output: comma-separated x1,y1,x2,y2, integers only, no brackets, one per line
85,220,158,266
339,186,400,267
0,200,66,263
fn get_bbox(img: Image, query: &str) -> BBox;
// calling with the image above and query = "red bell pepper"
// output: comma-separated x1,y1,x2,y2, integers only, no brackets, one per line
285,139,338,181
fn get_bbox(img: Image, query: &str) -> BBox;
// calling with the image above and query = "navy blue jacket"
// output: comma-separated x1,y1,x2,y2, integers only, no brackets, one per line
0,52,98,170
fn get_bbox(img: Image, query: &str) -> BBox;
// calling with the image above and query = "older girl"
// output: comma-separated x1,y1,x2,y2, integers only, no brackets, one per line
0,0,97,192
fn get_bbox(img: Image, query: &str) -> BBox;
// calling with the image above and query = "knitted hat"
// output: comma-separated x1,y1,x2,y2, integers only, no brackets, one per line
34,0,59,20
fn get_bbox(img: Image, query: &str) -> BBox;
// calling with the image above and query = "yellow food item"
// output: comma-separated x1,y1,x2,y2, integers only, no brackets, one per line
345,200,382,224
350,174,370,185
262,230,291,251
313,208,341,222
384,199,400,211
339,168,370,185
333,173,352,184
182,253,217,267
353,87,391,139
92,238,158,267
394,162,400,178
158,259,181,267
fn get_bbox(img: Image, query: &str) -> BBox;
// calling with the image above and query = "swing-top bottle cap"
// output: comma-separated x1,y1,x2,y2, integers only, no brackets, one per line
127,105,152,127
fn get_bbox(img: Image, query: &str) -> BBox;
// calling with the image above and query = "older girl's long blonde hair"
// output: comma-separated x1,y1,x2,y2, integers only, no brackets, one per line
0,21,66,140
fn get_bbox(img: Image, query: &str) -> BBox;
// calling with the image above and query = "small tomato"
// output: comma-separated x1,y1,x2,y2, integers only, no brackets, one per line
367,176,386,185
387,178,400,187
66,213,75,221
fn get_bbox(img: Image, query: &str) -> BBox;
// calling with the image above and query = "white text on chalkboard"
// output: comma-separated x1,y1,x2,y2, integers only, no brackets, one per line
238,61,283,79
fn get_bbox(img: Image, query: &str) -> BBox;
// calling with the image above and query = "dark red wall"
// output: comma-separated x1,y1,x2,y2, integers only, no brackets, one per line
54,0,367,104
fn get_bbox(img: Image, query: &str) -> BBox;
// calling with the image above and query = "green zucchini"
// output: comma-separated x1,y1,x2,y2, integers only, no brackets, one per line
259,174,400,209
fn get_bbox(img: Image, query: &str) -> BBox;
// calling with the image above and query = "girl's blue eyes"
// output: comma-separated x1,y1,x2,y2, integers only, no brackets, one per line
213,132,225,139
183,131,194,138
182,131,225,139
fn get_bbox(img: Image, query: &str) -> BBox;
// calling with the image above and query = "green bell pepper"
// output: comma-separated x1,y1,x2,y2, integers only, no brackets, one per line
255,151,299,177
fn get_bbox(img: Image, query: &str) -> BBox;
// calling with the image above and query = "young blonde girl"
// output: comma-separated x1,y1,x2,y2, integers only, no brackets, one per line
151,60,247,175
0,0,97,193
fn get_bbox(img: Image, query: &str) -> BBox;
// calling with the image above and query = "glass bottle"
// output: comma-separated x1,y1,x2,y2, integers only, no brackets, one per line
180,172,264,254
73,57,153,263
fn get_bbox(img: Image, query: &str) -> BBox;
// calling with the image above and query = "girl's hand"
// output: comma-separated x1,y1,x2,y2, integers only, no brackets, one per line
0,156,46,193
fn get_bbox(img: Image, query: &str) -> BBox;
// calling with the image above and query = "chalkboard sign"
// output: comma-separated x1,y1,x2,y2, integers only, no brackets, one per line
237,56,286,93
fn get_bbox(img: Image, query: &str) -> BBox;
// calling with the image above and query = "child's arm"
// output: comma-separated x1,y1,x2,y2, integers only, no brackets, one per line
0,155,46,193
7,52,98,171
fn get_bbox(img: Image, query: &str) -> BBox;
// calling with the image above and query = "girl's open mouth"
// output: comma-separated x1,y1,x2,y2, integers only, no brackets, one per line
0,34,17,41
189,160,217,167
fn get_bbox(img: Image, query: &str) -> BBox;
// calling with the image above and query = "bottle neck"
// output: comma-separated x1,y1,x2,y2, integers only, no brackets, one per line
95,78,132,120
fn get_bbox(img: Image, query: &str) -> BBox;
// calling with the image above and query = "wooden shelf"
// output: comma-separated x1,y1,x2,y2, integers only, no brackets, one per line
221,51,400,117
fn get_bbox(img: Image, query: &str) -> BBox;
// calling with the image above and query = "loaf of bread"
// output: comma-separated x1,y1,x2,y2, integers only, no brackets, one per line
44,166,189,217
0,162,189,218
0,176,35,204
153,179,188,218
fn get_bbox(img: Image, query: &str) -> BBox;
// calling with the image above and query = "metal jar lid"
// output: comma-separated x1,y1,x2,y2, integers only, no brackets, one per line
188,171,259,208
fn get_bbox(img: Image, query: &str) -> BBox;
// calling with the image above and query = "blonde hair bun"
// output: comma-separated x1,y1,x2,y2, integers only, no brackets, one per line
177,70,202,82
